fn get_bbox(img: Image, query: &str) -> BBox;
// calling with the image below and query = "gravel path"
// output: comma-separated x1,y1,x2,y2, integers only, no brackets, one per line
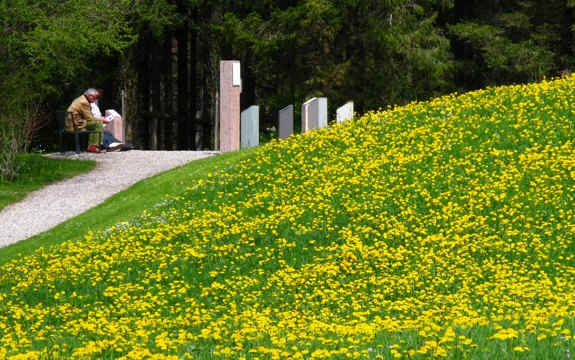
0,150,219,247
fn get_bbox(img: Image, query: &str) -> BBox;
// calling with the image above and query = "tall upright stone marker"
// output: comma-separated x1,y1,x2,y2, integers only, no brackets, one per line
219,60,242,152
301,97,328,133
336,101,354,123
301,98,315,133
278,104,294,139
241,105,259,149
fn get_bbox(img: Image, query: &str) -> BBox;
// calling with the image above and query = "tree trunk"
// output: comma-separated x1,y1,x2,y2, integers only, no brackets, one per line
163,34,175,150
177,21,190,150
121,4,224,150
198,5,221,150
149,38,162,150
119,46,138,147
189,16,198,150
138,32,152,149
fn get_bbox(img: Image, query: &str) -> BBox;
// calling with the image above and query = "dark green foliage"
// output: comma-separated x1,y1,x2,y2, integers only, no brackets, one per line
449,0,575,88
2,0,575,151
0,0,167,174
220,0,454,123
0,0,137,108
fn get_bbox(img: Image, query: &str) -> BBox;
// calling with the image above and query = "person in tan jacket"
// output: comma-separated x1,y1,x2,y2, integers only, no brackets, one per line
66,88,105,153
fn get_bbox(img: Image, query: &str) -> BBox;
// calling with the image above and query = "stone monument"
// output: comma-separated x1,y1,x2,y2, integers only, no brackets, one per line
241,105,259,149
301,97,327,133
278,104,294,139
336,101,354,123
219,60,242,152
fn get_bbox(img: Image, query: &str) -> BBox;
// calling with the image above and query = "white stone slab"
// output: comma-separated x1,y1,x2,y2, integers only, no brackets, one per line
336,101,354,123
233,62,241,87
301,97,327,133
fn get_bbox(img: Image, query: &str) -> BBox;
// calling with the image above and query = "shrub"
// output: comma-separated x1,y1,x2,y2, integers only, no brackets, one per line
0,120,22,181
0,105,43,181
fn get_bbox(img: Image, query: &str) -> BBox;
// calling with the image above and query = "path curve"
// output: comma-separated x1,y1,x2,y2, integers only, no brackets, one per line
0,150,219,247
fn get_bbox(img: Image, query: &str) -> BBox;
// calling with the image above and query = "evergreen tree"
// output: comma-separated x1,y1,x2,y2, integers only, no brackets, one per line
448,0,569,88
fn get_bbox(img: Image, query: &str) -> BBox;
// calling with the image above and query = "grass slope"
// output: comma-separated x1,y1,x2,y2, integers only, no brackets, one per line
2,76,575,359
0,150,252,267
0,154,96,211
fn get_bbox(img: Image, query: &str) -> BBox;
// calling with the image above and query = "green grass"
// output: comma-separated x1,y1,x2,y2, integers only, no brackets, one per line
2,76,575,359
0,149,254,267
0,153,96,210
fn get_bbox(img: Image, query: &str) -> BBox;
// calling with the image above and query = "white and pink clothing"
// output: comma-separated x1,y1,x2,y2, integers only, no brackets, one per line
91,101,124,142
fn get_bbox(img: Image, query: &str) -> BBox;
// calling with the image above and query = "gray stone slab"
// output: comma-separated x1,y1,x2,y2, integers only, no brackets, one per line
336,101,354,123
241,105,259,149
278,104,294,139
301,97,327,133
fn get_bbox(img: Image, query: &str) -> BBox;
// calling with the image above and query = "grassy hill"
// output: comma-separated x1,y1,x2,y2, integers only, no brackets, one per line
2,75,575,359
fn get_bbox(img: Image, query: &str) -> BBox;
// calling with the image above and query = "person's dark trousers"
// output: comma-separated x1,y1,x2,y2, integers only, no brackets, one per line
103,131,120,148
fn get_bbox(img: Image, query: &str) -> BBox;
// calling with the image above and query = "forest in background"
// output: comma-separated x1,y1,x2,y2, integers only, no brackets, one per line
1,0,574,151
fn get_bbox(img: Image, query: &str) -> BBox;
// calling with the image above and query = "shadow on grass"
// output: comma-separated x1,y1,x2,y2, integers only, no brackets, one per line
0,154,96,211
0,149,255,267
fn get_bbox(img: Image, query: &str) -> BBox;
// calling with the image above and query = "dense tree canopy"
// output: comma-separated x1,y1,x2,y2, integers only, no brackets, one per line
1,0,573,150
0,0,137,107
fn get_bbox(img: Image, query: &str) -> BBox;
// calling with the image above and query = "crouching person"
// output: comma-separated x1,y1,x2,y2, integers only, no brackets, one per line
66,88,105,153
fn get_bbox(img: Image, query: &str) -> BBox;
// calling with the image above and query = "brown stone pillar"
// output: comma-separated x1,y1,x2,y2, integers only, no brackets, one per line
219,60,242,152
